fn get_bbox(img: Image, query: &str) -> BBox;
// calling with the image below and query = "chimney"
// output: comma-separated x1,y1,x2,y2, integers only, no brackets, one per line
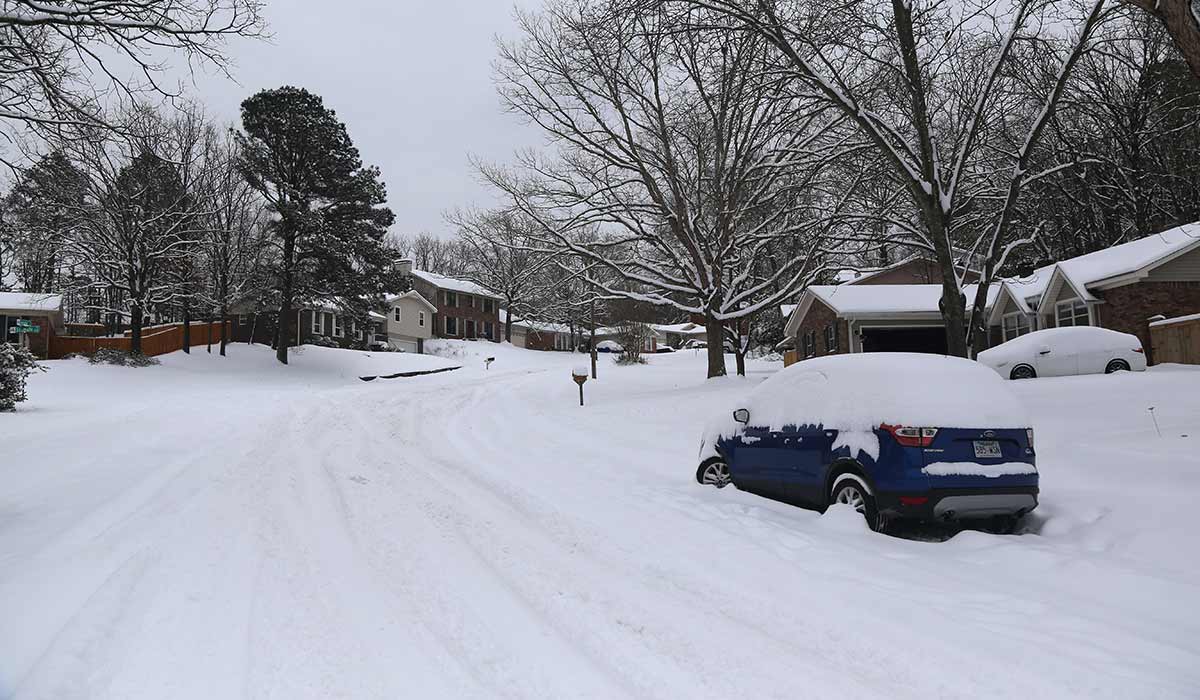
394,258,413,276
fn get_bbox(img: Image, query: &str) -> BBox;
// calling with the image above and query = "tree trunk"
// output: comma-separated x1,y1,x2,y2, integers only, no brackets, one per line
276,233,295,365
206,312,213,353
734,319,747,377
220,304,228,357
589,299,597,379
704,313,726,379
182,304,191,354
130,304,143,355
1123,0,1200,80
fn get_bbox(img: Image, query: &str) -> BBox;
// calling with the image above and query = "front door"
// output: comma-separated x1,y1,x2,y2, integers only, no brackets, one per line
466,319,476,339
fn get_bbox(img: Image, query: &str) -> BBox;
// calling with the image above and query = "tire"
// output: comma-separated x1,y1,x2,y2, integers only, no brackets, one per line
1105,359,1130,374
830,476,891,533
696,457,731,488
1010,364,1037,380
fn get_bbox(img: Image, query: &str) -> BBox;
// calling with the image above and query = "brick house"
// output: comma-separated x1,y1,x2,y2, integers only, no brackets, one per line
781,222,1200,365
227,305,387,349
500,310,577,351
1,292,65,359
987,223,1200,363
407,267,501,343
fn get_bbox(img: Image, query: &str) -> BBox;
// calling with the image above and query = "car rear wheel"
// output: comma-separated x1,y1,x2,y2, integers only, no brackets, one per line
1010,364,1037,380
1105,359,1130,374
696,457,731,488
830,477,890,533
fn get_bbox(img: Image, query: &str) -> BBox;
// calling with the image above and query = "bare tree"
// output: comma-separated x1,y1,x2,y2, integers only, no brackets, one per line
486,0,843,378
200,127,268,356
0,0,265,164
63,106,209,353
447,207,556,342
1118,0,1200,78
673,0,1110,355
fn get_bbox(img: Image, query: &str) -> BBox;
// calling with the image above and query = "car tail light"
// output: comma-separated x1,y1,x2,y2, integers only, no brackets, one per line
1133,347,1144,354
1026,428,1035,451
881,424,939,447
899,496,929,506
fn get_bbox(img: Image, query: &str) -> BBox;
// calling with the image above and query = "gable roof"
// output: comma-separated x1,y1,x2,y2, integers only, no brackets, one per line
784,284,998,336
652,322,707,336
409,269,499,299
1004,222,1200,310
385,290,437,312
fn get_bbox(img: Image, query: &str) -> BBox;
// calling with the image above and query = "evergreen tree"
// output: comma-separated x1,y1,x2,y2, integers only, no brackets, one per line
235,86,397,364
2,152,88,293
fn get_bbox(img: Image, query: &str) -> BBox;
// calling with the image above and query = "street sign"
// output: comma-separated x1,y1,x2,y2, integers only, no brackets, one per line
14,324,40,334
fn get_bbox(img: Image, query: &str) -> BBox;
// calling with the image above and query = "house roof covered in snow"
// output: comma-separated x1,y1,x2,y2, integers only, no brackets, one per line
384,289,437,312
0,292,63,313
409,269,499,299
499,309,573,334
784,284,998,336
999,222,1200,312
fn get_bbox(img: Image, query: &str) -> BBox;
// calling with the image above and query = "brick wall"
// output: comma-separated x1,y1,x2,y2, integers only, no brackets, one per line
793,298,849,359
1095,281,1200,364
411,278,500,341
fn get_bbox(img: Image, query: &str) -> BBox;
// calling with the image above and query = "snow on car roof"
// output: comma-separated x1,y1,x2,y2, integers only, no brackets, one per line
703,353,1029,462
977,326,1139,363
409,269,499,299
0,292,63,313
808,284,998,316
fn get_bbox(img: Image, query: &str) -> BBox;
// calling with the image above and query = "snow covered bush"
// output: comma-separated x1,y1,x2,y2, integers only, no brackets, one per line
88,348,160,367
614,323,649,365
1,343,43,412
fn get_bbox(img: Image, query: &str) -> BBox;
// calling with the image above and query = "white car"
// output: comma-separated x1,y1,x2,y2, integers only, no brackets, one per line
594,340,623,353
977,327,1146,380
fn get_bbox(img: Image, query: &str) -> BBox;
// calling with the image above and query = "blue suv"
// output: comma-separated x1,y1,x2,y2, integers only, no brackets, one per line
696,354,1039,534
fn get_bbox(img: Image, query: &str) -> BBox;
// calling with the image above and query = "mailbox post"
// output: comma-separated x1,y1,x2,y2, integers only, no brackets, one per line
572,366,589,406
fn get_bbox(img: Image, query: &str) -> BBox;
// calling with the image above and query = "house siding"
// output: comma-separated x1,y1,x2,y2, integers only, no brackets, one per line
1145,246,1200,281
1095,281,1200,364
386,296,433,345
792,298,849,359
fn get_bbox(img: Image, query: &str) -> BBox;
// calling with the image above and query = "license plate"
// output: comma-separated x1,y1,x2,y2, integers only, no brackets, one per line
973,440,1002,459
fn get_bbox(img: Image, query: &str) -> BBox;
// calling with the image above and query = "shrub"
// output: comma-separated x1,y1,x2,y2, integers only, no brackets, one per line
614,322,649,364
311,336,340,348
88,348,160,367
1,343,44,411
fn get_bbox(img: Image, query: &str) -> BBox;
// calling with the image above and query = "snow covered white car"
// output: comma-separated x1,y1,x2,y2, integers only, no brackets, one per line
696,354,1038,533
977,326,1146,379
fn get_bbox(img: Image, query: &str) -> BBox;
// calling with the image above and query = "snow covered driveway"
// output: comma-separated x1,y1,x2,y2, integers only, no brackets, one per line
3,343,1199,698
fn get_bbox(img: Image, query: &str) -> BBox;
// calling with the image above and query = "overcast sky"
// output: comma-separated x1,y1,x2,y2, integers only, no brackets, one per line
186,1,539,239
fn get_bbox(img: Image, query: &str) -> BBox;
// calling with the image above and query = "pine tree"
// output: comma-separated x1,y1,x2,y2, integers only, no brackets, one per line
2,152,88,294
235,86,398,364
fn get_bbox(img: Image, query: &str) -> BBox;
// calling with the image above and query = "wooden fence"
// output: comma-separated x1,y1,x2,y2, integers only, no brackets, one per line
1150,315,1200,365
48,321,229,359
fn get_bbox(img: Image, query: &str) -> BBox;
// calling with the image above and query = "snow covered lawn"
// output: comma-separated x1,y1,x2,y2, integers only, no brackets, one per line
2,342,1198,698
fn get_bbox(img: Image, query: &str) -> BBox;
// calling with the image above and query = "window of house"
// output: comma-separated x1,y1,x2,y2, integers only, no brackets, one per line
1002,312,1031,341
333,315,344,338
393,307,401,323
445,316,458,336
312,312,325,335
467,295,475,309
824,324,837,353
418,311,426,328
484,321,493,340
354,321,363,341
445,291,457,308
1055,299,1089,327
238,314,248,326
804,330,816,358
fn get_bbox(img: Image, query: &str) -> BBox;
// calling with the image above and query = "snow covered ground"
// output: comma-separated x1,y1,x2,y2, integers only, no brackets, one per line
2,342,1198,698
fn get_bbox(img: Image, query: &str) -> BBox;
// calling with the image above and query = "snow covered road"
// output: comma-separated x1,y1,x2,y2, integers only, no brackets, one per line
3,343,1199,698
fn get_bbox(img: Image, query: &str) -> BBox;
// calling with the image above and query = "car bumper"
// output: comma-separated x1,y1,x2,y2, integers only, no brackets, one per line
876,487,1039,521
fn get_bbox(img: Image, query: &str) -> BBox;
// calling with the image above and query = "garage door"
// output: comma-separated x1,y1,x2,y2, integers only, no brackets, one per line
861,326,948,354
390,338,419,353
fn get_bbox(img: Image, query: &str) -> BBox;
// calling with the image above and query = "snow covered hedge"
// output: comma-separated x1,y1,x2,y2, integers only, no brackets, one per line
1,343,43,412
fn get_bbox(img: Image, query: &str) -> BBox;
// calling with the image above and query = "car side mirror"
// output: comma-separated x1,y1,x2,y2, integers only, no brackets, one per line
1038,346,1051,355
733,408,750,424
